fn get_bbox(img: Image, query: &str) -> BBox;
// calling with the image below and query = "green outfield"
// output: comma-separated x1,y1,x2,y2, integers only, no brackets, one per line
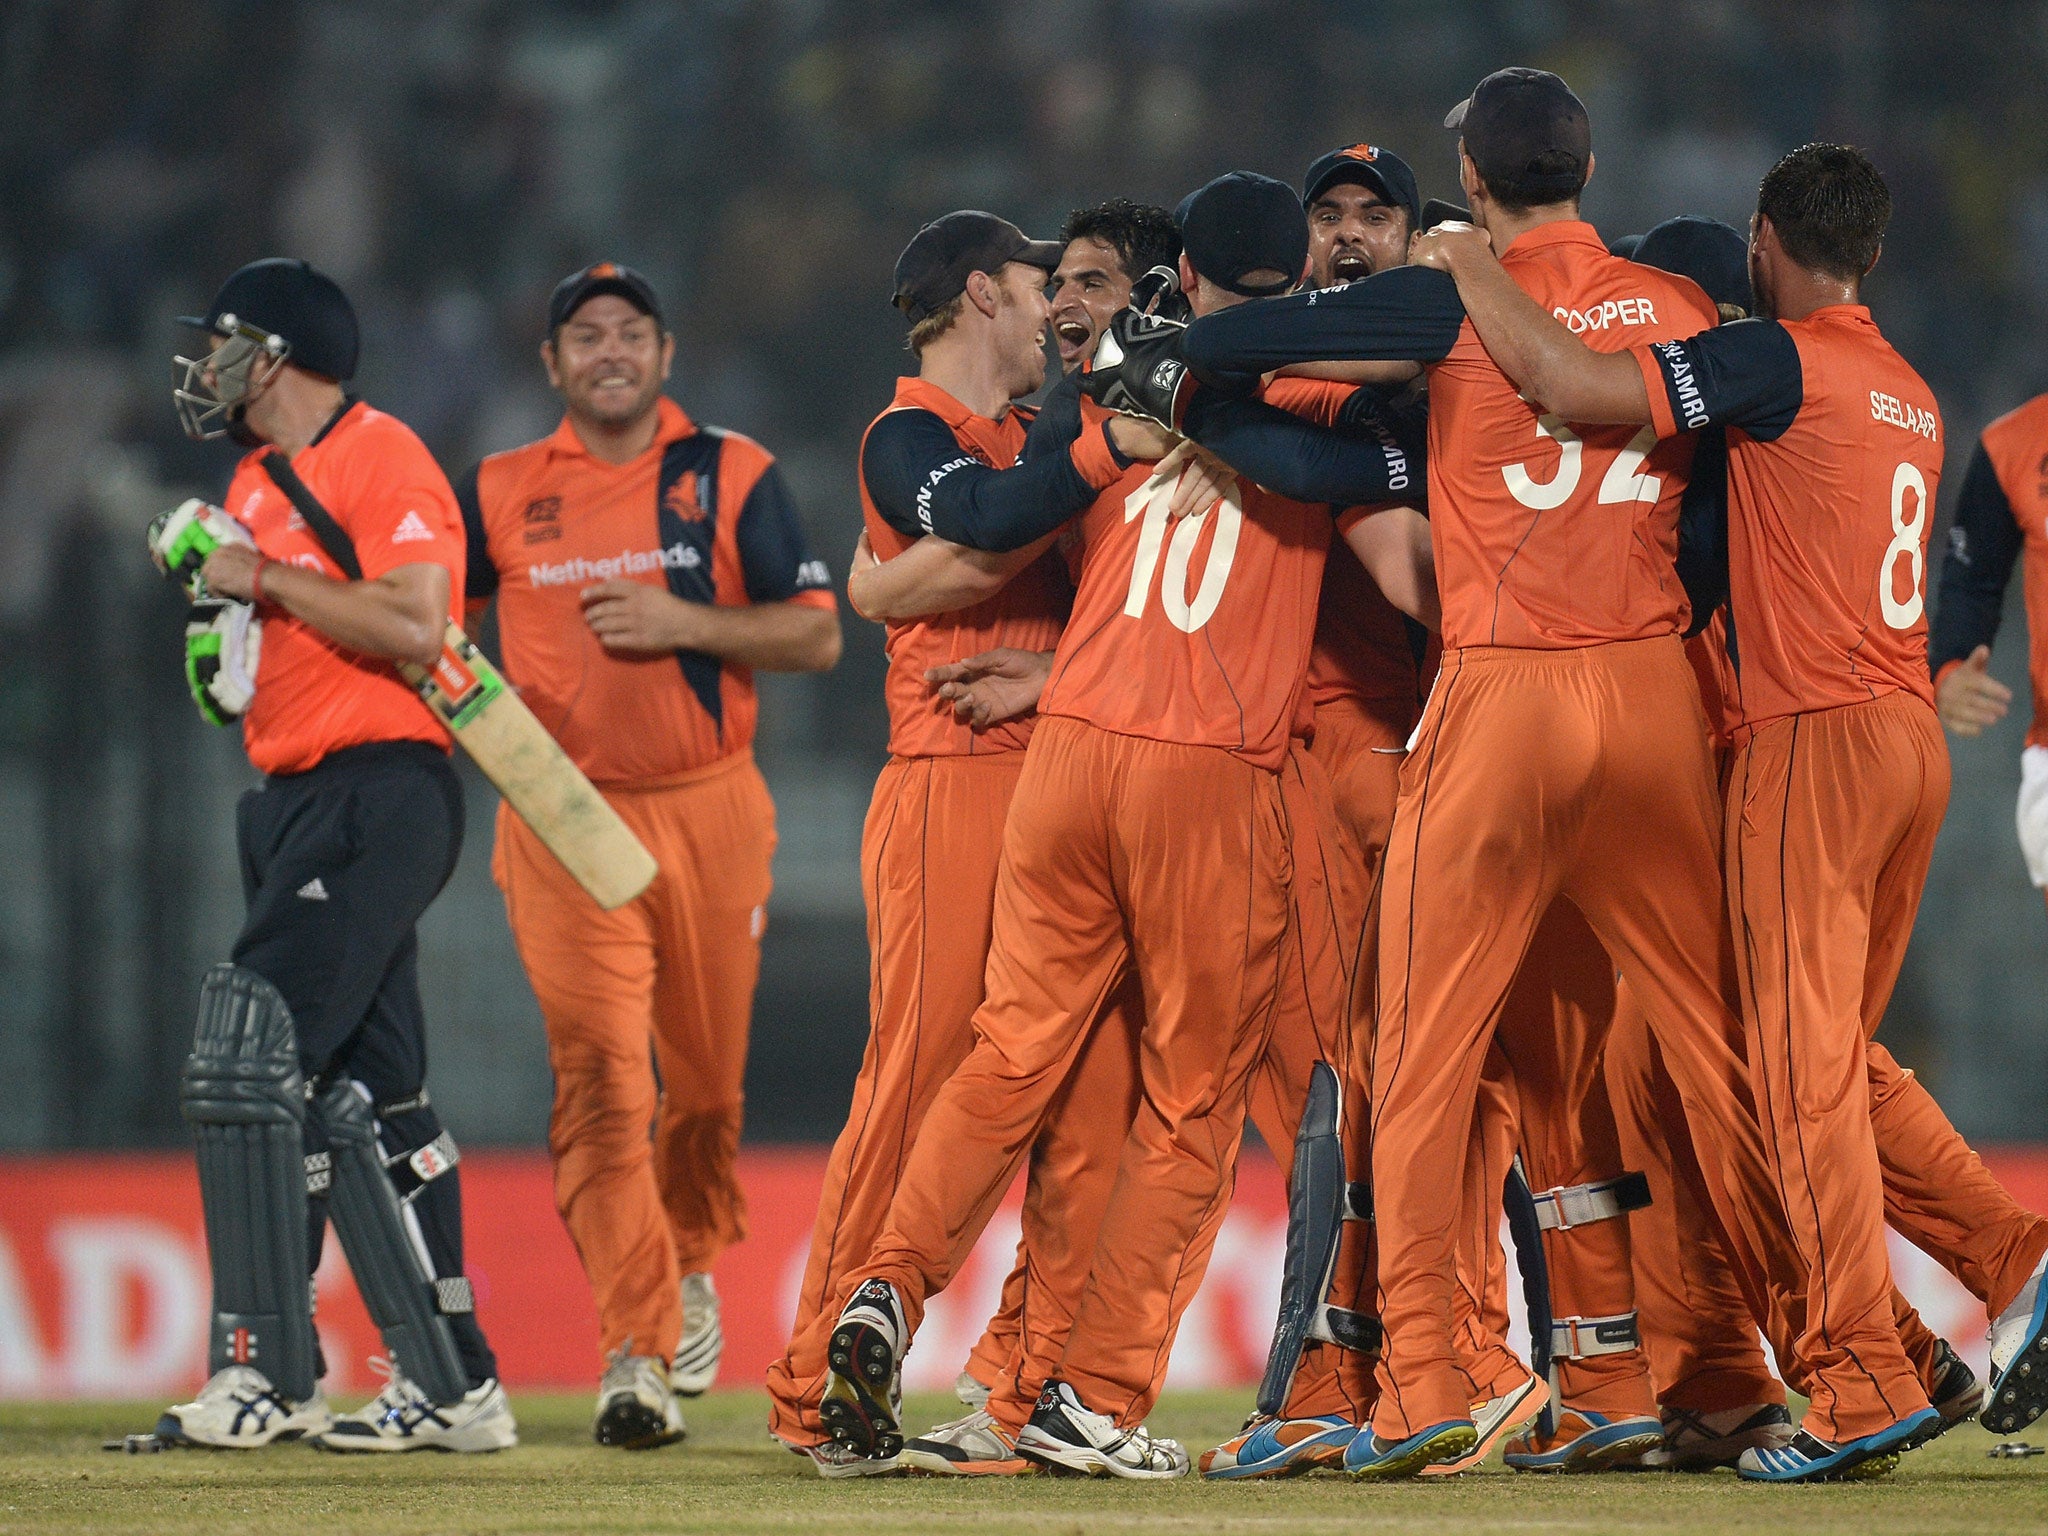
4,1391,2043,1535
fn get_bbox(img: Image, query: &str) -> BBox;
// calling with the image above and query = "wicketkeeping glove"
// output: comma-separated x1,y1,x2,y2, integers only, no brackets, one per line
149,498,253,597
1081,305,1196,428
184,597,263,726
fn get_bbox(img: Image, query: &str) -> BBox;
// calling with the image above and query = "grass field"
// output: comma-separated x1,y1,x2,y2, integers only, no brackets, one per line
5,1391,2045,1535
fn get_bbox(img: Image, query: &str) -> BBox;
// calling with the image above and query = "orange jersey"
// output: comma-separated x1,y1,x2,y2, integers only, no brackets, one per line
1428,224,1713,649
460,397,836,785
1952,395,2048,747
858,378,1076,758
1038,428,1332,773
1636,304,1944,730
224,400,464,775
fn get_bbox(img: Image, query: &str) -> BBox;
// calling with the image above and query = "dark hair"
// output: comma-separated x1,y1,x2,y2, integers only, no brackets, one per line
1755,143,1890,280
1060,199,1181,281
1477,152,1588,216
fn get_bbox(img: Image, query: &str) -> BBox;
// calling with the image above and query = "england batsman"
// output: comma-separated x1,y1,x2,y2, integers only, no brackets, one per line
150,258,513,1452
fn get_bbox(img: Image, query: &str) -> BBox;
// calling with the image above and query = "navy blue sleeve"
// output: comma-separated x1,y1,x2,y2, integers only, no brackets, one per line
859,406,1115,552
1020,371,1085,463
1181,391,1421,507
1642,318,1803,440
1674,427,1729,636
734,460,834,604
1183,265,1468,375
452,462,497,601
1929,441,2025,673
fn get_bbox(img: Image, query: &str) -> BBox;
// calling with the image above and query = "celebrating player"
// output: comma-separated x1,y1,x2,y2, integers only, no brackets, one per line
764,209,1151,1475
1419,137,2048,1471
150,258,513,1452
1931,397,2048,921
458,263,841,1447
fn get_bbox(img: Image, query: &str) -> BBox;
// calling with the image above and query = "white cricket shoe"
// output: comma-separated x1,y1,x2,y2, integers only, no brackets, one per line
1985,1249,2048,1434
789,1438,902,1478
316,1359,517,1453
955,1369,992,1408
155,1365,332,1448
671,1272,723,1397
1017,1380,1189,1479
594,1352,687,1449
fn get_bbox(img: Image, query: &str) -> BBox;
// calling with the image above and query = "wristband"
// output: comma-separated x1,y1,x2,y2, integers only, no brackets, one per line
251,555,272,604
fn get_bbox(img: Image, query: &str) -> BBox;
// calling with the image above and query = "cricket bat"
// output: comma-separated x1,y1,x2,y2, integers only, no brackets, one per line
405,629,657,910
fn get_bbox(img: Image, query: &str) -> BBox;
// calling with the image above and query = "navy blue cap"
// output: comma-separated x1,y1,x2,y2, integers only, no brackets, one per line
178,258,359,381
1445,67,1592,203
1302,144,1421,227
548,262,664,334
1632,216,1752,314
893,211,1063,323
1174,172,1309,297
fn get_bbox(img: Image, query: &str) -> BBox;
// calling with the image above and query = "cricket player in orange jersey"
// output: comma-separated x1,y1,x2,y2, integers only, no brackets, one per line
817,172,1344,1480
1426,139,2048,1471
460,263,841,1448
1164,70,1872,1482
763,210,1154,1476
1932,394,2048,923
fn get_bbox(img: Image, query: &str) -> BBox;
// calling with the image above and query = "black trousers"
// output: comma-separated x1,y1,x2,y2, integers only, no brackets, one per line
232,739,496,1386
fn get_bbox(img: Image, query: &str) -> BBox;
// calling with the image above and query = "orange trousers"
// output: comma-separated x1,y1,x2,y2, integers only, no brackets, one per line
494,749,773,1365
1494,902,1656,1420
855,716,1292,1421
1370,637,1825,1440
767,750,1033,1445
1727,694,2048,1436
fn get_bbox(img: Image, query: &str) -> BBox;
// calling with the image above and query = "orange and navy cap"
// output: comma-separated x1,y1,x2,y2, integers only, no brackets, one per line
1302,144,1421,226
892,211,1063,323
547,262,664,334
1445,67,1591,203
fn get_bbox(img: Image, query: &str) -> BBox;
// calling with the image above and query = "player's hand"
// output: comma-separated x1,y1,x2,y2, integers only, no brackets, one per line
850,530,877,577
199,542,262,602
1107,415,1179,463
1410,220,1493,274
1083,305,1194,427
581,579,697,653
925,647,1052,730
1160,441,1238,520
1936,645,2012,737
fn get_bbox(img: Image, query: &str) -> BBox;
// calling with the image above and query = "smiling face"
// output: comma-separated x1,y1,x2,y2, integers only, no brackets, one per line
1308,181,1412,285
1047,236,1134,374
987,260,1052,396
543,293,674,430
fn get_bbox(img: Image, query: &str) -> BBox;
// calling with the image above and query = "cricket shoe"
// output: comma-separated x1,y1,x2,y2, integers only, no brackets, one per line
789,1438,901,1478
1639,1402,1793,1469
1504,1407,1663,1472
1984,1248,2048,1434
955,1369,992,1408
670,1272,722,1397
900,1408,1034,1475
1199,1413,1357,1479
1342,1418,1477,1480
821,1279,907,1457
593,1351,686,1449
155,1366,332,1448
1735,1406,1940,1483
1017,1381,1189,1479
316,1360,517,1453
1928,1338,1986,1434
1421,1374,1549,1476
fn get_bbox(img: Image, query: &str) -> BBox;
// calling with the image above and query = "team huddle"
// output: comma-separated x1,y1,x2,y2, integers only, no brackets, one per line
140,62,2048,1488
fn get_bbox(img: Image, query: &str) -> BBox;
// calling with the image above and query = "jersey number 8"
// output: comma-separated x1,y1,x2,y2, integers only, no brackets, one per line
1879,461,1928,631
1122,472,1242,634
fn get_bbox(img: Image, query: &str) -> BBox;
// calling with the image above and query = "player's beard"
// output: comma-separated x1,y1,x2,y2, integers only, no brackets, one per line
571,371,665,429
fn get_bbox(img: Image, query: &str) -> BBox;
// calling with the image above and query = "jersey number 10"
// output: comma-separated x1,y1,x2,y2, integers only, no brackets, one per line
1123,471,1243,634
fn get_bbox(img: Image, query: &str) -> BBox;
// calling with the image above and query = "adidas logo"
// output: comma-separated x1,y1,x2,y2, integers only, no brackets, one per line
391,510,435,544
296,877,329,901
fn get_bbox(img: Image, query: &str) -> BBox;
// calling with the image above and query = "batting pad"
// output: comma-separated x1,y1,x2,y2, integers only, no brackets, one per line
180,964,320,1404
